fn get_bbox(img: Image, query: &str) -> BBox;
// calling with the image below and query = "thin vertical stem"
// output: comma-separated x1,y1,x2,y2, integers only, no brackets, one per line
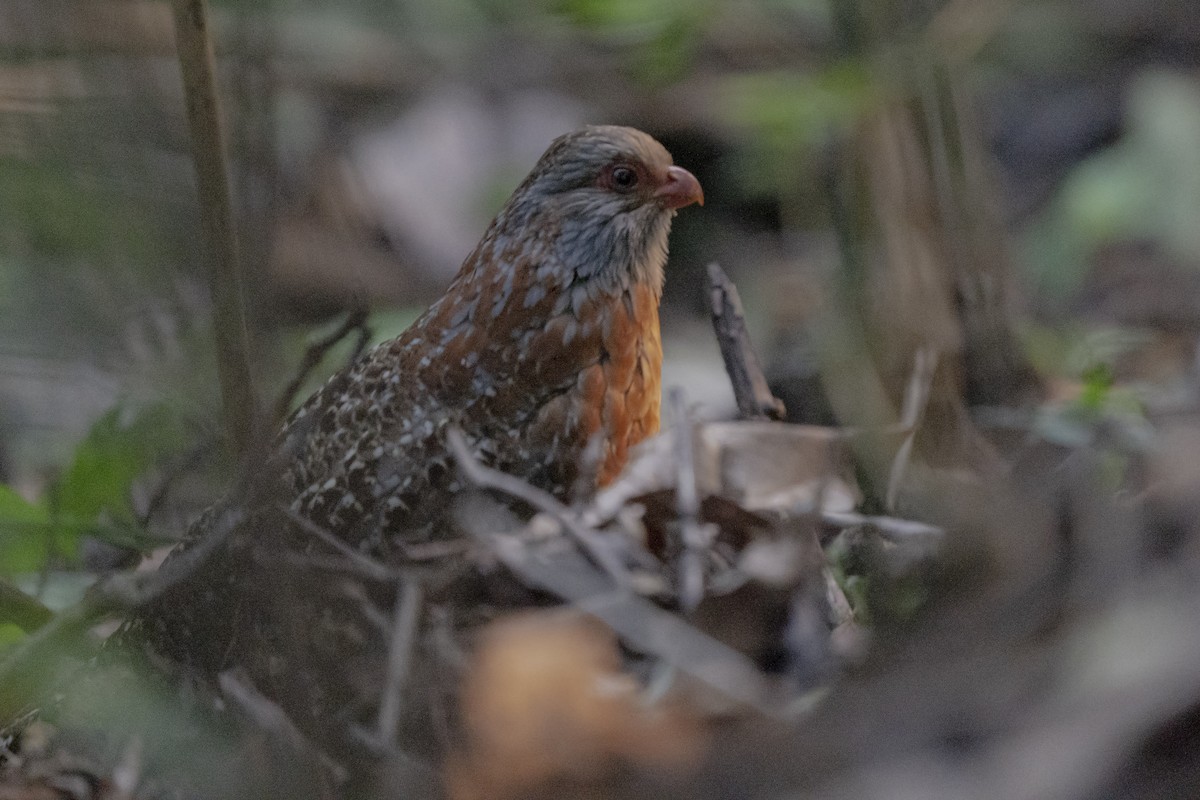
173,0,257,455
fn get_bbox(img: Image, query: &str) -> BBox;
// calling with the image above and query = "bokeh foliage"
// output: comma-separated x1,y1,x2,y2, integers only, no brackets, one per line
0,4,1199,796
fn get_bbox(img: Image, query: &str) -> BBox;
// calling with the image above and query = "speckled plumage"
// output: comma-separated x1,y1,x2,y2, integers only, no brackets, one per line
282,126,702,543
107,128,700,750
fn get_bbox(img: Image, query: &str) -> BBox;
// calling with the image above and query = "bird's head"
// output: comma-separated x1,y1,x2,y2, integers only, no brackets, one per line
498,125,703,294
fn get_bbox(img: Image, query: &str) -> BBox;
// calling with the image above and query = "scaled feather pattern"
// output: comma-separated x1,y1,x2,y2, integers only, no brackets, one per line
282,125,703,544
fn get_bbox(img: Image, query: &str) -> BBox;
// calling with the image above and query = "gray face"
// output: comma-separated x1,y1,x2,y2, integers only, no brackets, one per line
501,126,681,294
551,188,674,292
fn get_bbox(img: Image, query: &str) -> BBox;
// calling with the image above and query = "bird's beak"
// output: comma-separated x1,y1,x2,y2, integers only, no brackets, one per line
655,165,704,210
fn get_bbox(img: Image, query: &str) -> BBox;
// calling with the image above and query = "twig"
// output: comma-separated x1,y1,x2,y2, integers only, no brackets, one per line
335,582,392,636
219,670,302,741
457,493,779,715
898,347,938,431
219,670,343,796
110,736,143,800
886,347,938,511
376,578,424,746
267,551,399,581
668,388,713,612
110,502,249,609
707,262,786,421
137,437,218,529
277,504,397,582
445,428,629,586
272,306,371,423
173,0,258,454
819,510,945,543
823,566,854,627
396,538,473,562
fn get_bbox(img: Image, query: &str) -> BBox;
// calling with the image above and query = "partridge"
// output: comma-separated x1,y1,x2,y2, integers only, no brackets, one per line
282,125,703,544
111,127,700,754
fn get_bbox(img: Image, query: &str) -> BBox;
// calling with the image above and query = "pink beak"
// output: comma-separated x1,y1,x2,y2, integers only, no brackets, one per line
654,165,704,210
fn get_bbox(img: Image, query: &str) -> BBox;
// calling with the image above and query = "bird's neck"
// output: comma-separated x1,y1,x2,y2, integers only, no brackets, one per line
551,209,673,299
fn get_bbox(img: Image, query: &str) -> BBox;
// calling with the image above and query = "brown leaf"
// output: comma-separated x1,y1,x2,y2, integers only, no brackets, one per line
446,611,705,800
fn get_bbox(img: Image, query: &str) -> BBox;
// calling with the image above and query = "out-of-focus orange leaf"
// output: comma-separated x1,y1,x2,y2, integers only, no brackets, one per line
446,611,705,800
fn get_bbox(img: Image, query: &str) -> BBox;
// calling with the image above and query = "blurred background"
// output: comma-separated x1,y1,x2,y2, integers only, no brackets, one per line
4,0,1198,500
5,0,1200,797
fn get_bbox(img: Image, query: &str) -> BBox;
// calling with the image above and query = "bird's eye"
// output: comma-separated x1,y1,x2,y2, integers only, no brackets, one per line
610,166,638,190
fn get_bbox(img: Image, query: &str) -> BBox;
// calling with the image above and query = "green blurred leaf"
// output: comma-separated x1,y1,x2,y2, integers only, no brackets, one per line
0,158,155,262
1078,363,1113,412
0,579,53,632
723,62,876,147
630,9,705,83
50,402,191,556
720,61,877,208
1020,70,1200,299
556,0,687,31
0,486,51,575
0,623,25,651
1128,71,1200,262
1030,340,1153,453
552,0,712,83
1021,323,1152,382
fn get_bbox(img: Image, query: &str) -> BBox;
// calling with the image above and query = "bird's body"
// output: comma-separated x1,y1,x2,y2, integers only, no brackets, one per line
112,125,701,755
282,125,701,541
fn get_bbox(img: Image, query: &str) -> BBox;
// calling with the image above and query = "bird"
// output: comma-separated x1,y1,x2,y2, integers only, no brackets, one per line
280,124,703,546
103,126,701,764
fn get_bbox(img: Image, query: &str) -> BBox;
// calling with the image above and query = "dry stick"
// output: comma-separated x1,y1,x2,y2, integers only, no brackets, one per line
820,510,944,543
272,306,371,423
707,262,786,421
270,551,402,581
137,437,218,529
376,578,424,747
277,504,397,582
218,670,344,795
110,736,144,800
668,387,710,612
885,347,938,512
173,0,258,455
445,428,629,586
396,538,473,562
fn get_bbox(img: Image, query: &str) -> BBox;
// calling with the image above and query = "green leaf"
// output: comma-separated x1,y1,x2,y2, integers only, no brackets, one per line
552,0,713,84
50,402,190,557
718,61,877,206
0,623,25,651
723,63,875,144
0,485,52,575
1020,70,1200,298
0,579,53,632
556,0,686,31
1078,363,1114,413
0,158,157,263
